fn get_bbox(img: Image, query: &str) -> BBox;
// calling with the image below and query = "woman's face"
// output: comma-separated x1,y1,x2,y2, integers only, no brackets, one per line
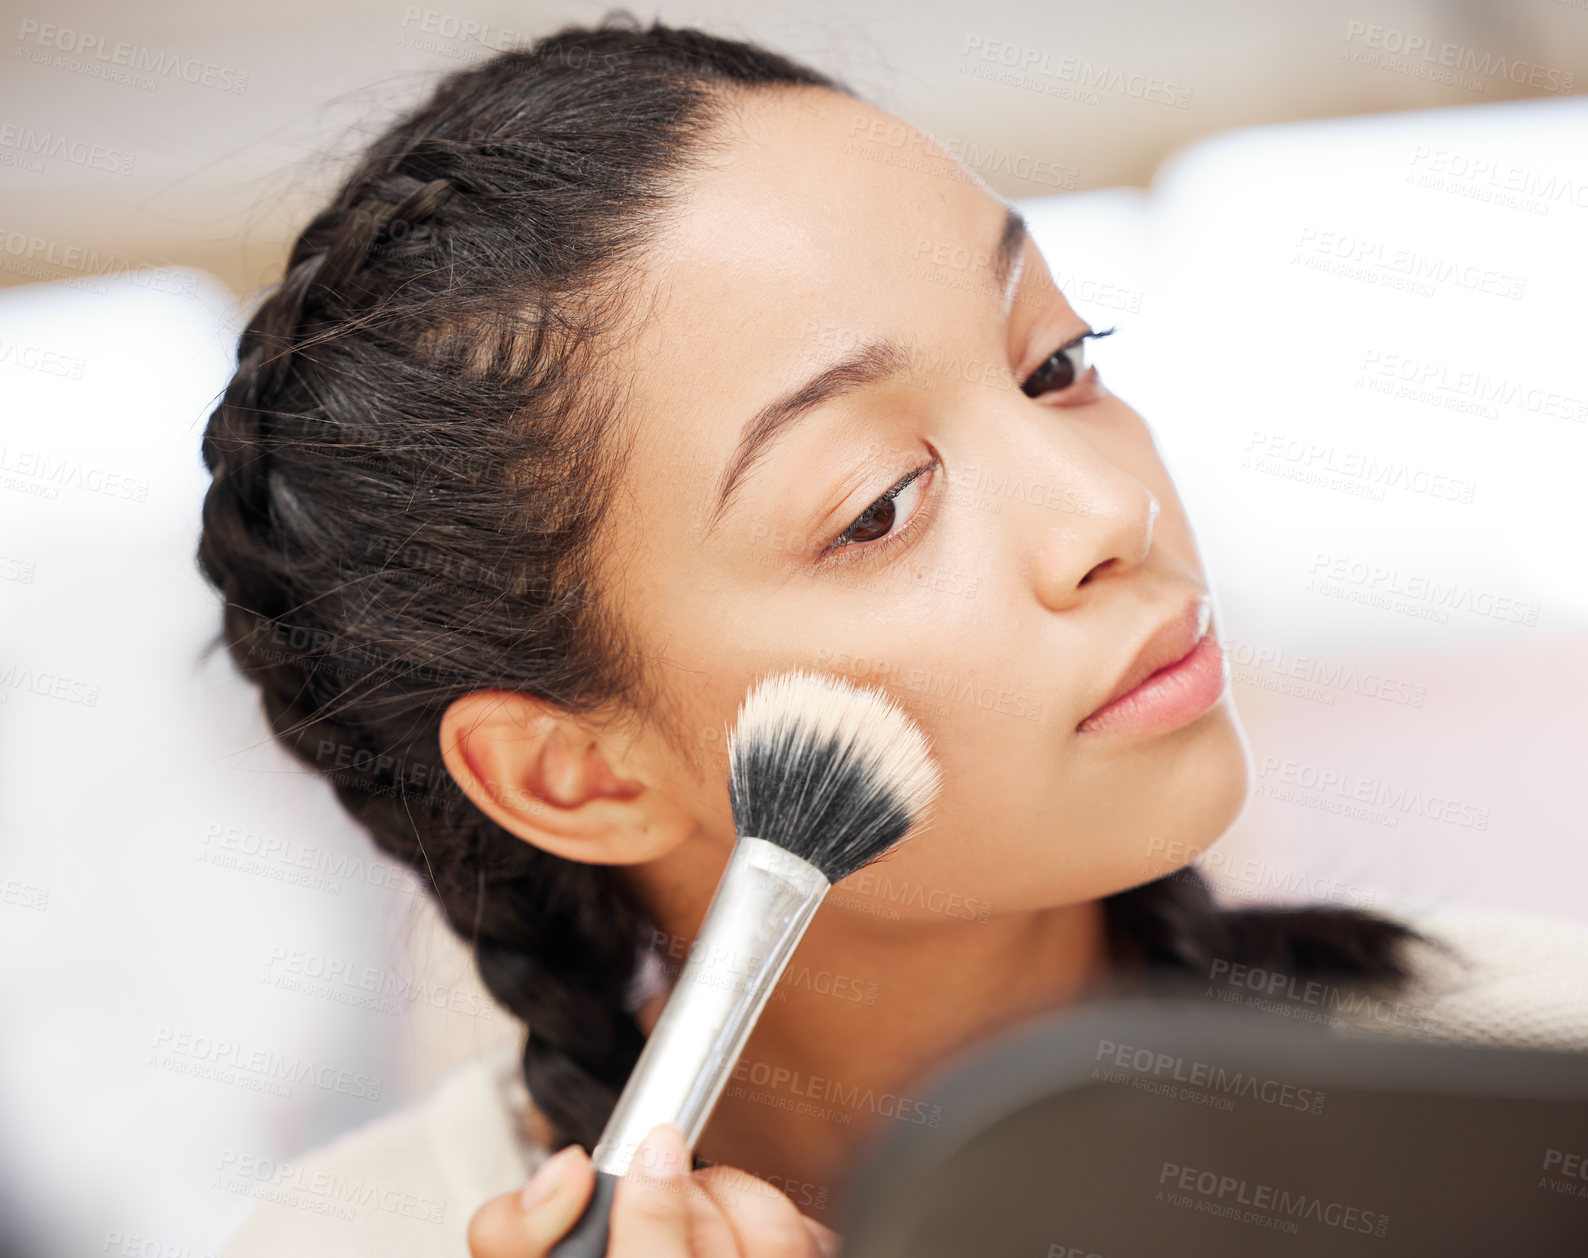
594,86,1251,918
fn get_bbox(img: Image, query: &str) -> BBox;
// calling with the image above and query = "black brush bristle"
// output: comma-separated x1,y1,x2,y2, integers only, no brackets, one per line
725,667,943,883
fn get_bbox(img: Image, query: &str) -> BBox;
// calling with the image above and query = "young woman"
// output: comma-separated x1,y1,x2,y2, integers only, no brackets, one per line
199,15,1582,1258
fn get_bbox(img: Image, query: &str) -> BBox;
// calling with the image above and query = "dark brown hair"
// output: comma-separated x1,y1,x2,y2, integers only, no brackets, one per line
196,11,1418,1158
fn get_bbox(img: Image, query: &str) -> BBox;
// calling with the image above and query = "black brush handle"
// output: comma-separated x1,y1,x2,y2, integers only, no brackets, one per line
546,1167,619,1258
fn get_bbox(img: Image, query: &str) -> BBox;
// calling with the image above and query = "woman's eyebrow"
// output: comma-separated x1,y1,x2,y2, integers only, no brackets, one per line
703,338,908,540
701,203,1030,541
991,205,1031,316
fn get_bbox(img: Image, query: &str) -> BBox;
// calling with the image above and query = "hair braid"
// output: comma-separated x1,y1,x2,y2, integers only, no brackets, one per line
1104,866,1421,993
197,14,845,1156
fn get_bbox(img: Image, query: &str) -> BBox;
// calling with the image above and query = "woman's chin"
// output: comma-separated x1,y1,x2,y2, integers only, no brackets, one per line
1100,702,1253,895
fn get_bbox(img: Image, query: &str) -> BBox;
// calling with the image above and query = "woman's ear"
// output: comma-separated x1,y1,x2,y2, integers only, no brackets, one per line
438,690,688,866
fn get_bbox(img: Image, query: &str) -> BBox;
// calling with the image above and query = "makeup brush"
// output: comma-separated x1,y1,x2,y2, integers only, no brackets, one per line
547,665,943,1257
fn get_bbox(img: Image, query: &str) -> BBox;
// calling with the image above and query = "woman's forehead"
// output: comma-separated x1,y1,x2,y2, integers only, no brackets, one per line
620,91,1013,410
591,90,1020,567
654,89,1004,288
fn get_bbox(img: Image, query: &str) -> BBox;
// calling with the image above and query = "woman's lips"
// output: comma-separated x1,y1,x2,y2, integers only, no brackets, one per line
1076,631,1228,737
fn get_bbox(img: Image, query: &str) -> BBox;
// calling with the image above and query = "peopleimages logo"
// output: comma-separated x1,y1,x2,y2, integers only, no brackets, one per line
1207,959,1443,1035
1356,348,1586,423
215,1150,447,1224
1342,21,1574,94
0,444,150,502
1292,225,1526,300
1216,636,1427,708
1159,1161,1389,1237
1306,552,1540,628
648,928,879,1005
1254,754,1490,830
0,123,135,175
150,1028,383,1101
1540,1148,1588,1201
957,36,1193,108
1242,431,1478,503
1094,1038,1327,1115
728,1057,942,1127
13,19,250,93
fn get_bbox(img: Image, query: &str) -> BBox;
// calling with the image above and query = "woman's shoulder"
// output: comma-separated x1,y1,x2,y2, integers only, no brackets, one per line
1338,900,1588,1051
216,1045,549,1258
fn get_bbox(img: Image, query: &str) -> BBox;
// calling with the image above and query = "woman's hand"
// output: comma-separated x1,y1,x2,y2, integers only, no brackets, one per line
467,1122,842,1258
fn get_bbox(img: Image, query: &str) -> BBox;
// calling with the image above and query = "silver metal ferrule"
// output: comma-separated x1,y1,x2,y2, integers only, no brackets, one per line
590,835,831,1177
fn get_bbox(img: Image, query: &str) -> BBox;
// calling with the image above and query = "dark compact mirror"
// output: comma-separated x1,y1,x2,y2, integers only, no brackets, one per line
835,991,1588,1257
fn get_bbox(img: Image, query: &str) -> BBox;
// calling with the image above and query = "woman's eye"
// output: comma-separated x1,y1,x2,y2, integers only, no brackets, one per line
826,460,935,556
1021,327,1114,398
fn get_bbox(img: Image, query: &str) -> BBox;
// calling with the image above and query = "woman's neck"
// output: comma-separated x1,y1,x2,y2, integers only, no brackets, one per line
639,884,1109,1226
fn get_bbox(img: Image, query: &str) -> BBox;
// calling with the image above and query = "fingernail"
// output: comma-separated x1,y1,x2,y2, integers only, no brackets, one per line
521,1146,577,1214
634,1122,688,1180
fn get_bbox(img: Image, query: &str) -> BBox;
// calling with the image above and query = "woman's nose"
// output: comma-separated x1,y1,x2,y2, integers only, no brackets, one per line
1017,440,1160,612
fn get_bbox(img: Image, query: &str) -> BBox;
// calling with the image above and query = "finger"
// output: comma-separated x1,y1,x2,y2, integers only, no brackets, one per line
803,1215,843,1258
679,1181,743,1258
607,1122,696,1258
466,1144,594,1258
694,1165,822,1257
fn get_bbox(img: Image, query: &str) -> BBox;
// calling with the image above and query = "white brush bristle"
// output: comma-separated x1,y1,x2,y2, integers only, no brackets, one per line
725,667,943,882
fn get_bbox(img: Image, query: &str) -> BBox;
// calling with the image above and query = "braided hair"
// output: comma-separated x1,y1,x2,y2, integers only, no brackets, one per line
197,12,1419,1159
197,12,843,1154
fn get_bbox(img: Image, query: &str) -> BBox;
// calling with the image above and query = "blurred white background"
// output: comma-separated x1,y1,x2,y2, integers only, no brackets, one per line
2,3,1585,1257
